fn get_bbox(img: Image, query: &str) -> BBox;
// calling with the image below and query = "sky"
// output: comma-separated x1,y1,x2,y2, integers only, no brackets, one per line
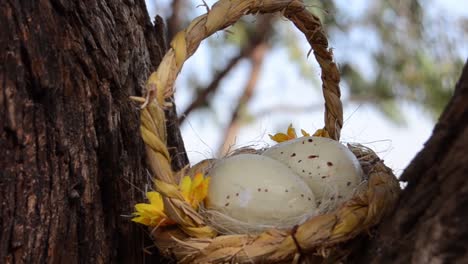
145,0,467,176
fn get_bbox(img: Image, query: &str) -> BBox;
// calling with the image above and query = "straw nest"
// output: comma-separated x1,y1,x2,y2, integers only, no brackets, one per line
131,0,401,263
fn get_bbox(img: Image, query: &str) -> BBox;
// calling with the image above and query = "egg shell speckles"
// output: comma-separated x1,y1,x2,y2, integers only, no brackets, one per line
205,154,316,231
262,136,363,204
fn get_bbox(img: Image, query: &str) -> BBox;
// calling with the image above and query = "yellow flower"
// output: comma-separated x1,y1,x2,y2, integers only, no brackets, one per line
312,128,330,138
269,124,297,143
269,124,330,143
132,173,210,227
269,124,312,143
132,191,171,227
301,129,310,137
179,173,211,209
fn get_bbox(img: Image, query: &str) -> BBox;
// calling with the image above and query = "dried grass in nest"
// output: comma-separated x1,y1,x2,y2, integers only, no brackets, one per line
150,145,399,264
131,0,401,263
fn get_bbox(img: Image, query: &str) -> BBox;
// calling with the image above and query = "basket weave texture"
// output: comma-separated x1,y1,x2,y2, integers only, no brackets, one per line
131,0,401,263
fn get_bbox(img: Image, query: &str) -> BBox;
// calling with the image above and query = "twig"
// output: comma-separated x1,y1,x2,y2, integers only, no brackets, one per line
178,51,245,124
253,103,324,119
178,39,266,124
178,14,276,125
217,42,269,156
252,95,379,120
216,15,275,156
167,0,183,41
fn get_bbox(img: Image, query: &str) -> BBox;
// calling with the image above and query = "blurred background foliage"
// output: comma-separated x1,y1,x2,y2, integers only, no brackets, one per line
149,0,466,153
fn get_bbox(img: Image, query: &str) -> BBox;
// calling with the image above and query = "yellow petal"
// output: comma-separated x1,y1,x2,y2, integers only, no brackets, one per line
179,175,192,201
146,191,164,209
132,199,169,227
287,124,297,138
132,191,177,227
301,129,310,137
134,203,164,217
134,203,154,214
200,177,210,199
177,173,211,209
191,175,210,208
132,216,151,226
270,124,306,143
269,133,289,143
313,128,331,138
192,173,204,187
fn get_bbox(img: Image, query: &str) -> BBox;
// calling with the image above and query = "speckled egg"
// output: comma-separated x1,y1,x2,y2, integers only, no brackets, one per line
205,154,317,233
262,136,363,207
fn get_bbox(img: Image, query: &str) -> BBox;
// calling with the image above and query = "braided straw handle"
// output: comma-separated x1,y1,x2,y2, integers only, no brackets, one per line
144,0,343,140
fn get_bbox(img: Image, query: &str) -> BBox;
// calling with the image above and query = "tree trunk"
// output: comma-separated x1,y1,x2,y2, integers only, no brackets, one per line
349,61,468,263
0,0,183,263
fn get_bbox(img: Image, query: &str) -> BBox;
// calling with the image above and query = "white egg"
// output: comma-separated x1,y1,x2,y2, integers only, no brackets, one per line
262,137,363,207
205,154,316,233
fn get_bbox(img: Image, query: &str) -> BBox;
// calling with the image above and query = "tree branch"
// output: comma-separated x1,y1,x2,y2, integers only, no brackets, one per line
217,42,269,156
178,50,246,124
177,30,273,125
251,95,380,119
216,16,274,156
167,0,183,41
253,103,324,119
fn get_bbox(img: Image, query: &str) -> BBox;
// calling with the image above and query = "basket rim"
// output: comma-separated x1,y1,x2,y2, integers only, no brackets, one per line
150,142,400,263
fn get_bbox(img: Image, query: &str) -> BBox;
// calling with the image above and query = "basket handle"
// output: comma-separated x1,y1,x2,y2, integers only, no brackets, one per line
135,0,344,238
144,0,343,140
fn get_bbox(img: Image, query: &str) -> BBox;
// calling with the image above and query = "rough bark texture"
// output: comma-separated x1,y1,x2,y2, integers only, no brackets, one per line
1,0,468,263
0,0,183,263
350,61,468,263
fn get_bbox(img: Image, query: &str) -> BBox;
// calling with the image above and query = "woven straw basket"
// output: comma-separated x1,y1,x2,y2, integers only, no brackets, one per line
132,0,401,263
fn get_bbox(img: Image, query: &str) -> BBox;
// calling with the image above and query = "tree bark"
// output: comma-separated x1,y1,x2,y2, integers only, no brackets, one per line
0,0,180,263
1,0,468,263
349,61,468,263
